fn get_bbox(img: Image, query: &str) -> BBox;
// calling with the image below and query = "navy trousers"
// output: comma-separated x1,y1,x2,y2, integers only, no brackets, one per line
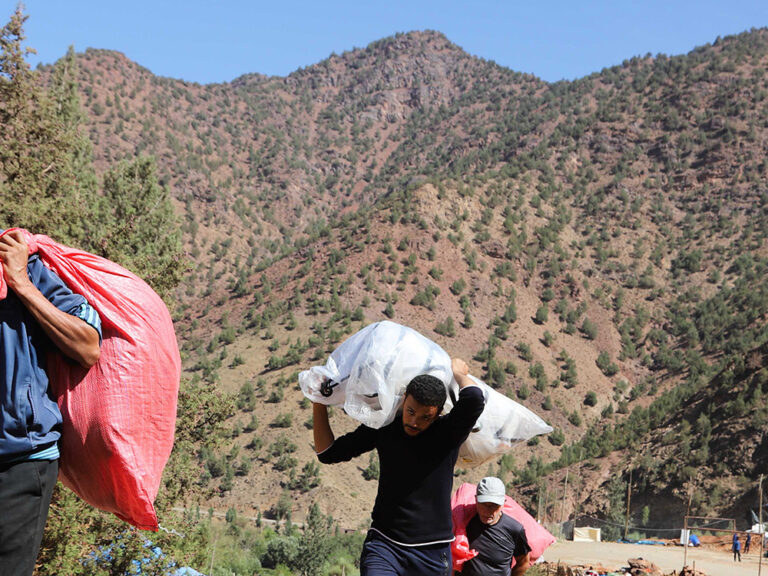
0,459,58,576
360,531,452,576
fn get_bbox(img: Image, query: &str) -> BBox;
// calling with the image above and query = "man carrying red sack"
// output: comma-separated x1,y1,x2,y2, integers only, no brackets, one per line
460,477,531,576
0,229,102,576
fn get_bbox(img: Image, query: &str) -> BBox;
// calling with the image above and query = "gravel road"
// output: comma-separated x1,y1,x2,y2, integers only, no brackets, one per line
541,540,766,575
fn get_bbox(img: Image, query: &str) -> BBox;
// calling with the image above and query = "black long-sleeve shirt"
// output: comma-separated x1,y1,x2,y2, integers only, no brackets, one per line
318,385,484,545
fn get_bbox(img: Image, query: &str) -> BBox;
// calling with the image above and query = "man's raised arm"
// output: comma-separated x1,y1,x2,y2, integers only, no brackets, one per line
312,402,335,454
0,231,100,368
452,357,476,389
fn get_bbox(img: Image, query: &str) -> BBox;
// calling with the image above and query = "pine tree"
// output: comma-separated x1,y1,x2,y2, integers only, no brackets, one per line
295,502,333,576
96,156,185,297
48,45,100,242
0,7,95,241
0,9,226,574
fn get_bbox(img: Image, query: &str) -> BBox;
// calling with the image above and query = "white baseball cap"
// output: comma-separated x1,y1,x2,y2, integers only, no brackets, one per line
476,477,506,506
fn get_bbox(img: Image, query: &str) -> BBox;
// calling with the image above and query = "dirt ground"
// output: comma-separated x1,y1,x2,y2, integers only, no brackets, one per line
542,540,766,575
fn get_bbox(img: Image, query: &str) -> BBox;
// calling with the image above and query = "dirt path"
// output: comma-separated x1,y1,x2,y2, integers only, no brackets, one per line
543,540,766,575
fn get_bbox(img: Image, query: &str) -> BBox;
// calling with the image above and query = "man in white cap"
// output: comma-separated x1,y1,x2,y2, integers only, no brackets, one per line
461,476,531,576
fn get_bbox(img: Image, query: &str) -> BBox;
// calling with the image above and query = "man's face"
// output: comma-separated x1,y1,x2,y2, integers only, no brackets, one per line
476,501,503,525
401,394,440,436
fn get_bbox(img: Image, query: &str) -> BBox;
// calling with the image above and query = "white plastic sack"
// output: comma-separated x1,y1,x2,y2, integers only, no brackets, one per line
299,321,553,463
298,321,453,428
455,375,553,468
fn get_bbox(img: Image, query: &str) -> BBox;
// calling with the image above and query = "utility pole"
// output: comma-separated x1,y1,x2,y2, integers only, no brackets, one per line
683,515,689,568
686,484,693,517
574,447,584,519
759,474,764,576
537,485,543,524
624,467,633,540
685,470,699,518
560,469,569,524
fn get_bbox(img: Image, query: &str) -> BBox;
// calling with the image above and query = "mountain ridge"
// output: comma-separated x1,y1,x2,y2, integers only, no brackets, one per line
46,25,768,530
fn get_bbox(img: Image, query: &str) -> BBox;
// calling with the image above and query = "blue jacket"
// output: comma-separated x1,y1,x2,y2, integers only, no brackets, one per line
0,252,102,461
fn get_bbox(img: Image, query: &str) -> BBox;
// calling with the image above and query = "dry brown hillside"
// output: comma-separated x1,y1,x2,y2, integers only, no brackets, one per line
53,27,768,532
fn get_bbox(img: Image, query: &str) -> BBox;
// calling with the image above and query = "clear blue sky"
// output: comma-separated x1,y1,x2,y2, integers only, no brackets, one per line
5,1,768,84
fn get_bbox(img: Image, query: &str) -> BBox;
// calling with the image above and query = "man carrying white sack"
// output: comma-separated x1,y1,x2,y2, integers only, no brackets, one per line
313,358,484,576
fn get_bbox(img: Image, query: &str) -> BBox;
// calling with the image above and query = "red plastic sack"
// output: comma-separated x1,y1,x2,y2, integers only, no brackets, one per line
3,229,180,530
451,482,556,572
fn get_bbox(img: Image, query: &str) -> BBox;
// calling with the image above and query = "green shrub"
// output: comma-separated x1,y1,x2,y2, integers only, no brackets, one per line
582,318,598,340
596,351,619,376
271,413,293,428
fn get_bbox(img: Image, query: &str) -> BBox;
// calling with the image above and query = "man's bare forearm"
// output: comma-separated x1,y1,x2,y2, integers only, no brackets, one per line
510,554,530,576
11,279,100,367
312,402,335,453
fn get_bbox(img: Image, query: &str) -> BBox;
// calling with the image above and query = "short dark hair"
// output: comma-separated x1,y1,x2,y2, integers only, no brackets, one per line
405,375,446,411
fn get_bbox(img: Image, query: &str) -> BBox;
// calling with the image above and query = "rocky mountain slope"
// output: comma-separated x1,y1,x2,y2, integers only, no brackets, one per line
59,28,768,530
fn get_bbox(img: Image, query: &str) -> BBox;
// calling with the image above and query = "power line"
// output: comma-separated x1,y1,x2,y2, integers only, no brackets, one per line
571,514,688,533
